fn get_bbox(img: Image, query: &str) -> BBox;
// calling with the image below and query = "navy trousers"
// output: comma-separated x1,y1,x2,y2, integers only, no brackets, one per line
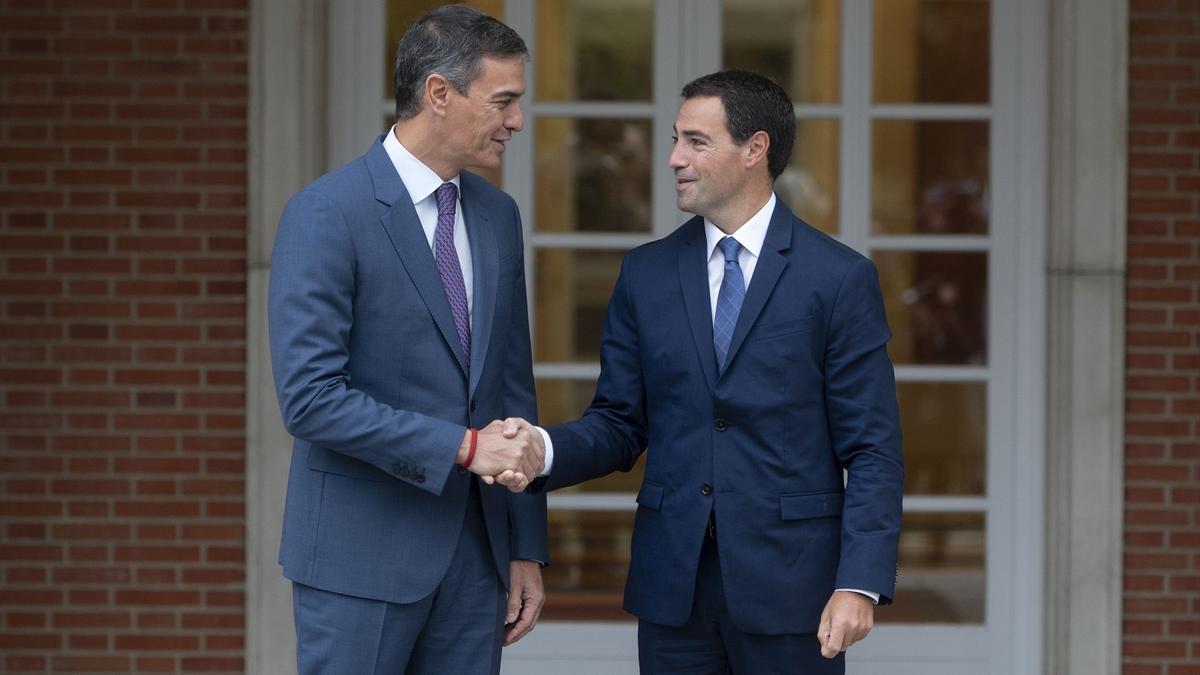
292,484,507,674
638,525,845,675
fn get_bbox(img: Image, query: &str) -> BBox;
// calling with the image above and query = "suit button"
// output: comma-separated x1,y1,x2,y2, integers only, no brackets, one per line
701,483,713,496
416,474,426,484
400,467,411,478
714,419,727,431
469,399,477,413
391,463,402,475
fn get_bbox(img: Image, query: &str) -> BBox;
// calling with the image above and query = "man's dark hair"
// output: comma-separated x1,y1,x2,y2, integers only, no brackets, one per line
393,4,528,120
681,70,795,179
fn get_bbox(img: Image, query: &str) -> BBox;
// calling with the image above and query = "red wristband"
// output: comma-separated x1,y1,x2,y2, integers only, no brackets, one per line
461,428,478,469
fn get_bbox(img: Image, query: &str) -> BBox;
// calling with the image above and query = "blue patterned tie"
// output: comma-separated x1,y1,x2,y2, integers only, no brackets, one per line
434,182,470,367
713,236,745,371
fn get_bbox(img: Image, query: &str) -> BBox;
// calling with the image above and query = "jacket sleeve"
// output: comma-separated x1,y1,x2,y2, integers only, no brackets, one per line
824,257,905,604
268,188,465,496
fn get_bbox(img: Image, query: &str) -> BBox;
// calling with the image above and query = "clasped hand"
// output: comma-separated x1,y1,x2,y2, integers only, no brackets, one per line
459,418,544,492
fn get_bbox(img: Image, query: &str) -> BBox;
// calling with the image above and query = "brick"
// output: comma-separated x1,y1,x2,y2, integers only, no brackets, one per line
114,501,201,518
114,589,200,605
112,456,200,474
51,656,131,672
0,634,61,650
181,657,243,672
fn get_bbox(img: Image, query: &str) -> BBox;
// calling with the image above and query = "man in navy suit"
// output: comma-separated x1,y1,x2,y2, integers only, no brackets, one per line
510,70,904,673
268,6,548,673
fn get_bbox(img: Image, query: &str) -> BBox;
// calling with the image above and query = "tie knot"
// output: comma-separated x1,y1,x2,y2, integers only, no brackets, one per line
718,236,741,263
435,182,458,217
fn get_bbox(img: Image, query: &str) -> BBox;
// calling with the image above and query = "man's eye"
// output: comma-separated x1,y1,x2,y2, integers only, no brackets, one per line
670,136,679,144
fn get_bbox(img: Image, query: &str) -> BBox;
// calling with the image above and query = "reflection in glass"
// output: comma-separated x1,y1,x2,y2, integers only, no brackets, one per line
385,0,503,100
872,120,989,235
723,0,839,103
543,509,635,620
536,0,652,101
899,382,986,495
880,512,985,623
873,251,987,365
535,118,652,233
873,0,990,104
534,249,623,363
779,119,839,235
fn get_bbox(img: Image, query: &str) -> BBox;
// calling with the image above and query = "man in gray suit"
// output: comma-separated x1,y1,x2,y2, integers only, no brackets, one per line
268,6,547,673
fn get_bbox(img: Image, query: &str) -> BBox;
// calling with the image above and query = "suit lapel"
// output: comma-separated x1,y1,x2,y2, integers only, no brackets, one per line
461,176,497,396
677,217,718,391
721,200,793,376
367,139,469,378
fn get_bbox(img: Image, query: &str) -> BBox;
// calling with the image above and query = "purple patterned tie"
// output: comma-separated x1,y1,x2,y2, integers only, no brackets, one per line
434,182,470,367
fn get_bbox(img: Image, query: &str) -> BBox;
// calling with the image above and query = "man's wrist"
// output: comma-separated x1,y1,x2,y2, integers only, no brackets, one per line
456,428,472,465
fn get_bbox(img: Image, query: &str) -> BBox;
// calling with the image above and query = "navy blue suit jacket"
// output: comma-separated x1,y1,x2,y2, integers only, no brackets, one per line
268,137,547,604
538,199,903,634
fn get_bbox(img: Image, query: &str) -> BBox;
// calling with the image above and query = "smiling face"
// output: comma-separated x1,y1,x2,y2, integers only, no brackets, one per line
668,96,752,226
443,56,526,172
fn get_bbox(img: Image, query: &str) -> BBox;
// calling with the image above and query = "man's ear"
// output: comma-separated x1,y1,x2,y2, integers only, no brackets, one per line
425,73,452,117
744,130,770,170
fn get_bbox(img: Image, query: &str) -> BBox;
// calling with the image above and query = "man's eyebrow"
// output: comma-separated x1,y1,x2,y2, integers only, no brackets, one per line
489,89,524,100
677,129,712,141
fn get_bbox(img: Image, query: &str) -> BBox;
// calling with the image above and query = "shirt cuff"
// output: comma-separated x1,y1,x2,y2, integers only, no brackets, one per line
534,426,554,476
836,588,880,605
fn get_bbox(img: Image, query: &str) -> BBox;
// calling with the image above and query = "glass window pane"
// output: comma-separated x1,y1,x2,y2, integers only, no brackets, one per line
543,509,635,620
536,379,597,427
534,249,623,362
535,118,653,233
779,119,839,236
880,512,985,623
385,0,505,100
899,382,986,495
873,251,987,365
536,0,653,101
872,0,990,104
872,120,989,235
723,0,840,104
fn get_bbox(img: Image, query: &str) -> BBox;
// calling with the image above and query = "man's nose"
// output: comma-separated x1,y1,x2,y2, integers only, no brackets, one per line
507,100,524,133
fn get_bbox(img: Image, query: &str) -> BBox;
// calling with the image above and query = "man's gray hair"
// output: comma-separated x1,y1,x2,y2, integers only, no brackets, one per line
393,4,528,120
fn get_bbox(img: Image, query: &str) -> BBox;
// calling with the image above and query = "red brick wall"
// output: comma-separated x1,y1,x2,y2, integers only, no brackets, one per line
1,1,247,672
1125,1,1200,673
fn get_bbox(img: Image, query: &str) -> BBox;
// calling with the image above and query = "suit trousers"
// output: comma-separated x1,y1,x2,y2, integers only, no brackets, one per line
292,481,507,674
638,523,845,675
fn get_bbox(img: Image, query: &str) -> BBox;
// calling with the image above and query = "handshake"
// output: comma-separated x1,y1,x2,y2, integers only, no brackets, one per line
456,418,542,492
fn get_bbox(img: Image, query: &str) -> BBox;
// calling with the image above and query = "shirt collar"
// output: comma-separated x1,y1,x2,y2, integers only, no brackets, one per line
382,126,460,205
704,193,777,262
